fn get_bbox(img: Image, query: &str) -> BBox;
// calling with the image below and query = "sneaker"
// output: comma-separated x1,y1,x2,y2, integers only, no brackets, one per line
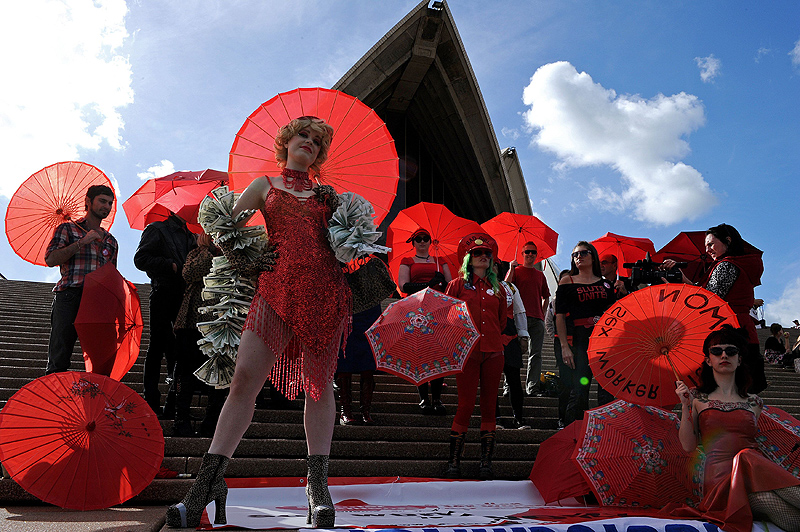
511,418,531,430
419,398,434,415
432,399,447,416
557,419,566,430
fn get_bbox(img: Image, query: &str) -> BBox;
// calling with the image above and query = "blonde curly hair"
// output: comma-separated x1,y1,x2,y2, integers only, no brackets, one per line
274,116,334,176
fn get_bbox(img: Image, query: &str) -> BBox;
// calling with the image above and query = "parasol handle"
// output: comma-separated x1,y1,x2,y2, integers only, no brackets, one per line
661,347,681,382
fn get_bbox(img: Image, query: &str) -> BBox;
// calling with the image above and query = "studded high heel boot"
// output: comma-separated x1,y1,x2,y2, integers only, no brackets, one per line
446,431,466,479
306,455,335,528
478,430,496,480
165,452,229,528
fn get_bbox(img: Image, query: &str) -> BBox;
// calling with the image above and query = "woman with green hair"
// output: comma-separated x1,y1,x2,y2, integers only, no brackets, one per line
443,232,507,480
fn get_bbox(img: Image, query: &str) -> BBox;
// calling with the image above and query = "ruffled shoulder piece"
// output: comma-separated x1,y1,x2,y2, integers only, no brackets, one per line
192,185,269,388
748,394,763,408
327,191,391,263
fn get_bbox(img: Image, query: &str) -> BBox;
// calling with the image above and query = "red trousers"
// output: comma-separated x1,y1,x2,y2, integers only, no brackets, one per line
451,351,504,433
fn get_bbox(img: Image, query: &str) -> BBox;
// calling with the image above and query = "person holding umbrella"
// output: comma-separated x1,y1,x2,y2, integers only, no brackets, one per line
444,233,507,480
674,325,800,532
166,116,350,528
397,228,453,414
554,241,615,424
662,224,767,393
44,184,118,374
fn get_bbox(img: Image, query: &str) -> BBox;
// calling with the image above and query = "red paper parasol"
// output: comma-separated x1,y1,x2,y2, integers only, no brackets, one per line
572,400,703,508
387,202,482,292
756,405,800,479
366,288,480,385
122,169,228,234
5,161,116,266
481,212,558,263
588,284,739,407
591,232,657,277
529,420,591,503
74,263,143,381
0,372,164,510
228,87,399,225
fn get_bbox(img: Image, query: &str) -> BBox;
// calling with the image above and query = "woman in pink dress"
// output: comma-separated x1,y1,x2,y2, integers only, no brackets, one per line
675,325,800,532
167,116,350,529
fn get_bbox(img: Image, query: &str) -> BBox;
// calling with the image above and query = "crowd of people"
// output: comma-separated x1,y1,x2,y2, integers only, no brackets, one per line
40,114,799,532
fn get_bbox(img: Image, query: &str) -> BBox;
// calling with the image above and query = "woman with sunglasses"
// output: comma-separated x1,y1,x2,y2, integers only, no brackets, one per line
444,233,507,480
554,241,615,424
166,117,347,528
663,223,767,393
673,325,800,532
397,228,452,414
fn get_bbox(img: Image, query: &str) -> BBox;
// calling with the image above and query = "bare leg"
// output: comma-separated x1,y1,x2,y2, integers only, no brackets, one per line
208,330,276,457
304,379,336,455
749,491,800,532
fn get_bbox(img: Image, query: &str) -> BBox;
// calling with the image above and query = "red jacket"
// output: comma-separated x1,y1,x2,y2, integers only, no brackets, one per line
446,276,507,353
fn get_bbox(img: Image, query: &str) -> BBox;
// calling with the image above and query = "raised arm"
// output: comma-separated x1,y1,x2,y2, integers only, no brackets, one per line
676,381,698,452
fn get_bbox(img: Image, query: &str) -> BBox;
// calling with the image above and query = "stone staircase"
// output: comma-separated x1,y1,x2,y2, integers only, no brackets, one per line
1,278,799,505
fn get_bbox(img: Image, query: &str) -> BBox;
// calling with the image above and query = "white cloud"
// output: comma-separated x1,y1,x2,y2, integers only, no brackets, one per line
755,47,771,63
0,0,133,198
790,38,800,67
695,54,721,82
501,127,520,140
137,160,176,181
767,276,800,326
522,61,715,225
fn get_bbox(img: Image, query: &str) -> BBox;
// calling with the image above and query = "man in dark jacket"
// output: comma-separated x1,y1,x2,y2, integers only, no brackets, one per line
134,213,196,417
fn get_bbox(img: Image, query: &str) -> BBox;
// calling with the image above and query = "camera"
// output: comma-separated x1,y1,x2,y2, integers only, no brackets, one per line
623,253,687,285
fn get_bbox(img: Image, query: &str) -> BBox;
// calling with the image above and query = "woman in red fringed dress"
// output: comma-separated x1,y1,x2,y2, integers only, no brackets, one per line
674,325,800,532
167,116,350,529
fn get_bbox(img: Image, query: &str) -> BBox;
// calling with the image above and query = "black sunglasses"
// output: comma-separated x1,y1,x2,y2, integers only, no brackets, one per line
709,346,740,357
571,250,591,259
523,250,538,255
413,235,431,243
471,249,492,258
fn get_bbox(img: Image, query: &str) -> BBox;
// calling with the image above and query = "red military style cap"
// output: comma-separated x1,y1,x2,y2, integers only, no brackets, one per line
457,232,498,261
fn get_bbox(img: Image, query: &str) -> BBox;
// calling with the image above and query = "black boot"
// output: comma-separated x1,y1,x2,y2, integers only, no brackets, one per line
479,430,496,480
200,388,227,438
173,361,196,437
306,455,335,528
165,452,229,527
360,372,375,425
446,431,466,479
336,374,357,425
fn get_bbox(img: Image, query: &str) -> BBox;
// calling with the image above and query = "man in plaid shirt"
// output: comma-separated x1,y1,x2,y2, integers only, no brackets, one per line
44,184,118,374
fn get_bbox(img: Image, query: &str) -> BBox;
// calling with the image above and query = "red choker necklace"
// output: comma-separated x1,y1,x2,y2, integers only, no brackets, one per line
281,168,313,192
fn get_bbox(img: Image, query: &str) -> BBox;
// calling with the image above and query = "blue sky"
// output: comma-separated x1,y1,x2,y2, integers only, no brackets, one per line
1,0,799,324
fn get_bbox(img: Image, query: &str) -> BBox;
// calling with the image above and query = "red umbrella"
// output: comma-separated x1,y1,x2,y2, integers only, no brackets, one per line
591,232,657,277
365,288,480,385
5,161,116,266
387,202,482,292
228,87,399,225
122,169,228,234
481,212,558,263
757,405,800,479
588,284,738,407
572,400,702,508
0,372,164,510
529,420,591,503
74,263,143,381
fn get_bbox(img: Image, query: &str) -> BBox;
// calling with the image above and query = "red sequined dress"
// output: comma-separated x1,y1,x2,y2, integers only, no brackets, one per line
671,394,800,532
243,177,351,401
